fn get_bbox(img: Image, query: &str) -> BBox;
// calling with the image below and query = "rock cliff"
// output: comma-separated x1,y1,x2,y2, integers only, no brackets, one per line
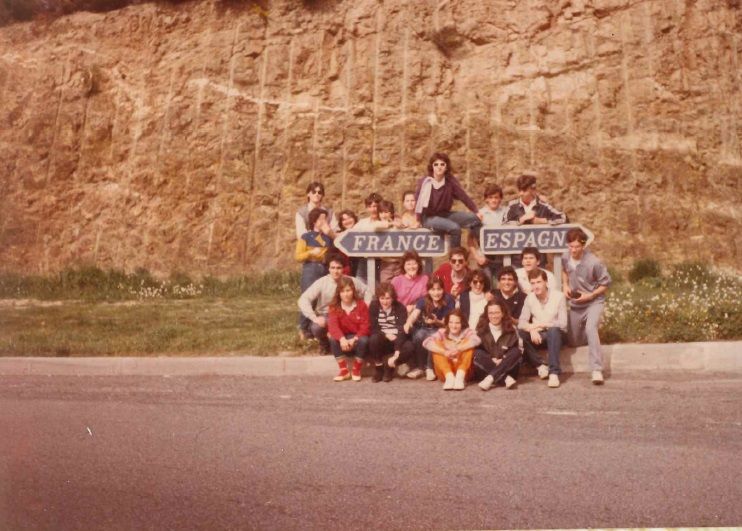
0,0,740,276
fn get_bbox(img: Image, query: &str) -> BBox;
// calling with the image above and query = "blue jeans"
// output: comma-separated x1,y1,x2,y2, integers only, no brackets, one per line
329,334,369,360
411,327,437,370
298,262,327,333
519,327,564,375
422,211,482,249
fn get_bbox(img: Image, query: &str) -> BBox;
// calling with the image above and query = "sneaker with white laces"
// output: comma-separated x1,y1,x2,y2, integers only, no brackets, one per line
548,373,560,388
453,370,466,390
333,370,351,382
442,372,455,390
504,375,517,389
478,375,494,391
406,368,424,379
397,363,410,377
425,368,437,381
537,364,549,379
591,370,604,385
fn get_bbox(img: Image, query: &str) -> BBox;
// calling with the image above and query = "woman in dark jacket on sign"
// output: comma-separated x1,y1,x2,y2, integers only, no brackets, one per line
368,282,414,382
472,300,523,391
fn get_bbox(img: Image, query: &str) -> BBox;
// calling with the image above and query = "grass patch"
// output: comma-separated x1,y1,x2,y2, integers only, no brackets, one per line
0,296,312,357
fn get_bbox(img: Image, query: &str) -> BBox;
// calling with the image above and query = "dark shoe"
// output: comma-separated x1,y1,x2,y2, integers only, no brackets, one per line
372,365,384,383
383,365,394,382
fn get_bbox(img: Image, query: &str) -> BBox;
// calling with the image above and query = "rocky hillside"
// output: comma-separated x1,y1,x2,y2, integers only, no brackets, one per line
0,0,740,276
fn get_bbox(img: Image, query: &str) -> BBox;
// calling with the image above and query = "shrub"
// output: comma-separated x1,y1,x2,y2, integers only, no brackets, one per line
628,258,661,283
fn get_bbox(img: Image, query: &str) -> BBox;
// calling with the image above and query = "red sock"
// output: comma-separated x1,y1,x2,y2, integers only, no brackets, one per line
351,358,363,376
337,358,349,374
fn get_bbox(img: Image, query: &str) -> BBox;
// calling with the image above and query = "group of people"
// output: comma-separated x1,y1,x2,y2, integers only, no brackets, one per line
295,152,611,390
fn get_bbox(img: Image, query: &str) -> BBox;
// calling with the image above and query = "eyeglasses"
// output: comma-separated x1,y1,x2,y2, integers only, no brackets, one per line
450,258,465,264
433,162,446,167
311,189,324,195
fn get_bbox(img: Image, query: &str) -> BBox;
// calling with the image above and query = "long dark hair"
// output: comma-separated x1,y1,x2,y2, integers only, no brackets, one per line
423,276,447,318
427,152,453,179
476,300,514,336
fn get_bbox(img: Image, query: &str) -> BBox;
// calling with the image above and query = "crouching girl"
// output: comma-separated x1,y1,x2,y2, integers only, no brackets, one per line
422,310,481,391
368,282,414,382
327,278,370,382
472,300,522,391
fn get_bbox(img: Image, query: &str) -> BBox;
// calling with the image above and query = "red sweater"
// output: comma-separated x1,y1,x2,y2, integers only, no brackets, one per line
433,263,470,295
327,300,371,340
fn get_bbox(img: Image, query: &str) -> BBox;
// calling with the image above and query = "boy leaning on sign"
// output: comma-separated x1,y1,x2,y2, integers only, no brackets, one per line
561,228,612,385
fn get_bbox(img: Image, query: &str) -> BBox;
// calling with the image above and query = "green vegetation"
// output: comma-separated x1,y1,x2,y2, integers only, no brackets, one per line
0,262,739,357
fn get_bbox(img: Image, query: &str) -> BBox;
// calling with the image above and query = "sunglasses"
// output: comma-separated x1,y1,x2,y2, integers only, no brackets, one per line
311,189,324,195
471,279,484,285
433,162,446,167
450,258,465,264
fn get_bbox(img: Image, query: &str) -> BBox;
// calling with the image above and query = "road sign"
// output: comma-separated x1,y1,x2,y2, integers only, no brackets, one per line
479,224,594,255
334,229,448,258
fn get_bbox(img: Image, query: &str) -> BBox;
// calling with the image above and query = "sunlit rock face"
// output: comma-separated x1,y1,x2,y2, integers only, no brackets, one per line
0,0,739,276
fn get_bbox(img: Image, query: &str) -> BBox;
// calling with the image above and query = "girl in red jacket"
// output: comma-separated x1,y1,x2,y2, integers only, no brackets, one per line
327,277,371,382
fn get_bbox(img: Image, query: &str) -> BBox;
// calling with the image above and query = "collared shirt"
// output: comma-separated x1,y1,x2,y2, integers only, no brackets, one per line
561,249,611,308
479,205,507,227
519,289,568,332
516,267,557,294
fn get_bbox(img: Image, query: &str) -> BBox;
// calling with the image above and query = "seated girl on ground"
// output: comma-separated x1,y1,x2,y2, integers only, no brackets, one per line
368,282,414,382
403,276,455,381
422,309,481,391
327,277,370,382
472,300,522,391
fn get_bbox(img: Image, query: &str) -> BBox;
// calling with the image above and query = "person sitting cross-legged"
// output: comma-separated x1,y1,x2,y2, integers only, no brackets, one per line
518,269,567,388
422,310,481,391
472,300,523,391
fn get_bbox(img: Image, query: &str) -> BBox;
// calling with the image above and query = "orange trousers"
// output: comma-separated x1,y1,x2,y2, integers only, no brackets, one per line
432,349,474,381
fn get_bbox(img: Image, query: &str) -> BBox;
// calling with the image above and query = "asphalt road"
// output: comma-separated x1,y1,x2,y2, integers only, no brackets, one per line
1,372,741,530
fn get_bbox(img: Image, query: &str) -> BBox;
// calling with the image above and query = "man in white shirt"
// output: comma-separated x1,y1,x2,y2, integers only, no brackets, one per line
515,247,557,294
518,268,568,388
298,253,370,354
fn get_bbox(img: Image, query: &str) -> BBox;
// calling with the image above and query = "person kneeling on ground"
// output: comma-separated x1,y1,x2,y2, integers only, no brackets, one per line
518,269,568,388
472,300,522,391
327,277,370,382
422,310,481,391
561,228,612,385
368,282,414,382
298,252,370,355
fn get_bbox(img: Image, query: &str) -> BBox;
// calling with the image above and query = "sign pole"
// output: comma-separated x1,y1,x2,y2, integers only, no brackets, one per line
367,258,376,294
553,255,562,291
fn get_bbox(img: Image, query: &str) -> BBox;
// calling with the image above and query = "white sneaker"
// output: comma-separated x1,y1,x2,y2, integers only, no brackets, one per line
537,364,549,379
387,351,400,368
478,375,494,391
548,373,560,388
406,368,423,379
425,368,437,381
396,363,410,377
453,370,466,390
504,375,517,389
443,373,455,390
591,370,604,385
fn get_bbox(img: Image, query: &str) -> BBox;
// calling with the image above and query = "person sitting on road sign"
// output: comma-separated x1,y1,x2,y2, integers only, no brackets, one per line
491,266,527,326
503,173,567,227
472,183,508,280
518,269,568,388
403,276,456,381
561,228,612,385
327,277,371,382
515,247,557,295
298,252,370,355
433,246,472,299
368,282,414,383
414,152,483,250
350,192,388,284
472,300,523,392
295,208,334,341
